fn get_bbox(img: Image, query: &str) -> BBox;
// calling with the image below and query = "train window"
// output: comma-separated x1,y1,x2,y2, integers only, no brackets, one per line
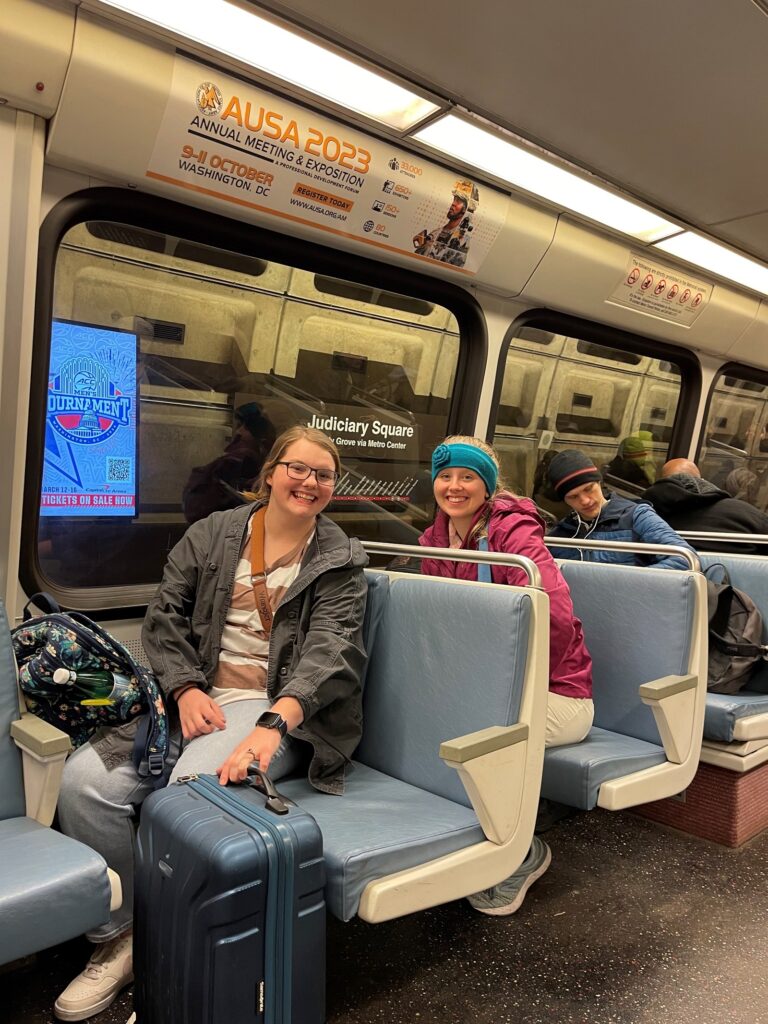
575,341,642,365
313,275,435,317
34,220,461,593
516,327,555,346
700,369,768,510
492,328,684,512
723,376,766,394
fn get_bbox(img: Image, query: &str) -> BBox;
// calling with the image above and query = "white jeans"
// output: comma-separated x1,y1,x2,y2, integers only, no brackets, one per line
546,692,594,748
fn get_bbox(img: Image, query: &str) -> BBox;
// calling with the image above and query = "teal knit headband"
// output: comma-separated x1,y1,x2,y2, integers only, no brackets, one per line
431,442,498,495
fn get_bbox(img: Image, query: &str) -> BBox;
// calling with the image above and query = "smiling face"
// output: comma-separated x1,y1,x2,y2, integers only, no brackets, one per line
563,480,607,521
265,438,336,521
433,466,487,533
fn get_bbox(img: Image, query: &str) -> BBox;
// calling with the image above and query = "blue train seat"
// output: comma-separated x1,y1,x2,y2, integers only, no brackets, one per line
0,600,117,966
280,572,549,923
698,554,768,770
543,562,708,810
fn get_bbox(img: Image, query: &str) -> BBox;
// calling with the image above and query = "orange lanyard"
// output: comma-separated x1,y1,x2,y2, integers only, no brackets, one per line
249,507,273,635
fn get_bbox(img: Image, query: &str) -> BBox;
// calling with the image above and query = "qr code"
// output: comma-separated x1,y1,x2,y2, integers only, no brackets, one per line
106,457,132,483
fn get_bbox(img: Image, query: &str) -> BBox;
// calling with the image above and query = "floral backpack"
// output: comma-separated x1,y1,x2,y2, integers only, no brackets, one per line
12,593,168,779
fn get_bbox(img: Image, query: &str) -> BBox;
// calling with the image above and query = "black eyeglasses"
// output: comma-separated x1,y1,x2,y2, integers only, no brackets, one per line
277,461,338,486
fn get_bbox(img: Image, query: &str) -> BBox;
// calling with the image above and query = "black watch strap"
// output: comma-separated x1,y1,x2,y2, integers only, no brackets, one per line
256,711,288,738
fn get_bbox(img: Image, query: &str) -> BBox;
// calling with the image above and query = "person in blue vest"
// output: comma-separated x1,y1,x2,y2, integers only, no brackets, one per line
546,450,693,568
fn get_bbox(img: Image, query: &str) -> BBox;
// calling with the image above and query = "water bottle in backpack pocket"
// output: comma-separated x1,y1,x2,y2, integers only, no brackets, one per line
705,564,768,694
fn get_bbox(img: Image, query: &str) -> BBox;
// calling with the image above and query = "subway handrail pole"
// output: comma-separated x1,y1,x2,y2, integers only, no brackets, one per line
542,536,701,572
361,541,542,589
678,531,768,547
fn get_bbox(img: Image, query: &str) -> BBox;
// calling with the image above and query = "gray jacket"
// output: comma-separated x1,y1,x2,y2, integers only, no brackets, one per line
141,501,368,794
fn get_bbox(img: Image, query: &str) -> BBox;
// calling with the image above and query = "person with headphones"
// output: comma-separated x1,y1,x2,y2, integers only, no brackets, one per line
546,450,692,567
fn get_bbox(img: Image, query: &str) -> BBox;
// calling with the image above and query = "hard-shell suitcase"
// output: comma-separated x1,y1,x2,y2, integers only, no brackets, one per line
133,769,325,1024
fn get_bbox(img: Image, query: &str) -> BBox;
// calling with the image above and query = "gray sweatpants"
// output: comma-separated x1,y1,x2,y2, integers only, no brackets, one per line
57,699,305,942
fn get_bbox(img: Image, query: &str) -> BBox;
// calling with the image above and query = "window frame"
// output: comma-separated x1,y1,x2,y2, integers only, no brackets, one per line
489,307,702,455
696,361,768,462
22,186,487,613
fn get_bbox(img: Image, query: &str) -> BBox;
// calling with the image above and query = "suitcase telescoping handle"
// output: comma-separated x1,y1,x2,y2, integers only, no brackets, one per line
245,765,291,815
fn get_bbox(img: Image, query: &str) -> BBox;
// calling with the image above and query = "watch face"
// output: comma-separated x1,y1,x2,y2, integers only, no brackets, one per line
258,712,286,733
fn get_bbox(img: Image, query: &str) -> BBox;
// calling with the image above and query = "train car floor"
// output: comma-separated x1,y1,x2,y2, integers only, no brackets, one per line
6,808,767,1024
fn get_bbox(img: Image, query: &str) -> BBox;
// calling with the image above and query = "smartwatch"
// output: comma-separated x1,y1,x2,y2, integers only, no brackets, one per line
256,711,288,739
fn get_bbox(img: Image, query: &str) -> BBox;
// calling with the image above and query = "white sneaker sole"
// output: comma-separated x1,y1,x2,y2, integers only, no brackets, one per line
53,973,134,1022
472,845,553,917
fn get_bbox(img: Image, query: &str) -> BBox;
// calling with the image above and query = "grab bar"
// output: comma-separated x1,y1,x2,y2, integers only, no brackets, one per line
679,531,768,548
361,541,542,589
543,536,700,572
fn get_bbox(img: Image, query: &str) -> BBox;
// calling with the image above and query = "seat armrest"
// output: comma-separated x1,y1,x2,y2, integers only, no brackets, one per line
439,723,529,763
11,714,72,756
639,674,697,701
11,714,72,825
639,674,698,763
440,724,530,844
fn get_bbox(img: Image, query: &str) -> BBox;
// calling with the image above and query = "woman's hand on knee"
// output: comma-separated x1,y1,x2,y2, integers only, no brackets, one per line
216,728,281,786
177,688,226,740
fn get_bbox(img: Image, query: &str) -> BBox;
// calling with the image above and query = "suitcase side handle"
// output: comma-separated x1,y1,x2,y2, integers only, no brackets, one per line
245,765,291,815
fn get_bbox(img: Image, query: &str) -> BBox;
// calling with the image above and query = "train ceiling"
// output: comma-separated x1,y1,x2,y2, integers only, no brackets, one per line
252,0,768,266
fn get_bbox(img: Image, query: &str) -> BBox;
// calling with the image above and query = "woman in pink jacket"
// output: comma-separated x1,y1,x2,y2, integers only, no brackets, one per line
420,436,593,916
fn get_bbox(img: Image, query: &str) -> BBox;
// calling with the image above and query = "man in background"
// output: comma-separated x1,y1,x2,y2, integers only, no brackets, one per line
641,458,768,554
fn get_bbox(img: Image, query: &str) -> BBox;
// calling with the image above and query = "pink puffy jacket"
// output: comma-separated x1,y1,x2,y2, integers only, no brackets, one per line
420,494,593,700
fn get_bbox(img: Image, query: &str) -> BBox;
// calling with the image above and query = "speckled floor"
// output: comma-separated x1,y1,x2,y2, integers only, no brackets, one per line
6,810,768,1024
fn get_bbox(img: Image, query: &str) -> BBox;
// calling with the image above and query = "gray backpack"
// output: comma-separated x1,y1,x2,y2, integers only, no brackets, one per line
706,564,768,694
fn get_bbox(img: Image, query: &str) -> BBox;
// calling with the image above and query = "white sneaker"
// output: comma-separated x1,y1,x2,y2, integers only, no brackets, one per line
54,933,133,1021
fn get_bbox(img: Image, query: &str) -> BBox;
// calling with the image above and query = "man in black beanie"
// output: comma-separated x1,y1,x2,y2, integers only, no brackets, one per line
547,450,692,568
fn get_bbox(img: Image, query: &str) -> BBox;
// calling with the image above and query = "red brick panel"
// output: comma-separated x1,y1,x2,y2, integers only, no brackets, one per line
635,761,768,847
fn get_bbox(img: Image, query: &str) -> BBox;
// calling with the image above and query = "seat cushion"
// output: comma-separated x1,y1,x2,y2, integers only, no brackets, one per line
704,691,768,742
0,817,111,965
541,727,667,810
280,763,484,921
558,563,695,745
360,571,389,688
357,578,531,807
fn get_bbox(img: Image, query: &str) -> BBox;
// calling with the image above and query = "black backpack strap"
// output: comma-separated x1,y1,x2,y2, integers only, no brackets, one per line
22,592,61,620
709,582,735,641
703,562,731,585
130,692,171,786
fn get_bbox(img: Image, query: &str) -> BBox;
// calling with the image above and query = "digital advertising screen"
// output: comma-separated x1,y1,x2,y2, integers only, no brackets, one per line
40,319,138,518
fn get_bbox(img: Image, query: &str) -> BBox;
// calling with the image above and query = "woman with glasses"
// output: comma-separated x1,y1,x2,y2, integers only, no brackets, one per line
53,426,368,1022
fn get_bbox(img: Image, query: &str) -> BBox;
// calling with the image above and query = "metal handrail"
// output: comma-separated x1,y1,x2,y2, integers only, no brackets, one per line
679,531,768,547
361,541,542,589
543,536,701,572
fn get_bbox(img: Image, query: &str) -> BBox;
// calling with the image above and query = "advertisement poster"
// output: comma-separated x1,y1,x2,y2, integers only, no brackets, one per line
146,57,506,275
41,320,138,518
608,254,712,326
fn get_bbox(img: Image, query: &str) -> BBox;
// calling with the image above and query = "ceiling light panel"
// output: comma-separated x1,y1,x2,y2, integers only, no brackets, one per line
414,114,680,243
92,0,440,130
656,233,768,297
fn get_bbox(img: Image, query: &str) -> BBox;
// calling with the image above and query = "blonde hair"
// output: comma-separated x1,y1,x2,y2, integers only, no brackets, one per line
242,426,341,502
439,435,514,544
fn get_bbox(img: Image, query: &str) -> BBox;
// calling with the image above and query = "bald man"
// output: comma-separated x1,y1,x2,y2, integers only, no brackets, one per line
642,459,768,554
661,458,700,478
